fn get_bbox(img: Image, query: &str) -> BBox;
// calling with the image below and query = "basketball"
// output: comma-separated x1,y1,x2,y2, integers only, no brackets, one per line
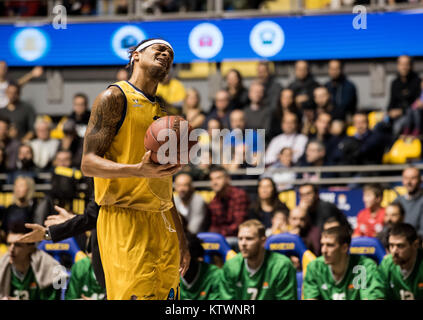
144,115,197,164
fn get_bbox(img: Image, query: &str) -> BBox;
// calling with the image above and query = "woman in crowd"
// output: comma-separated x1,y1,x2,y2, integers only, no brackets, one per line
248,177,289,230
182,87,206,129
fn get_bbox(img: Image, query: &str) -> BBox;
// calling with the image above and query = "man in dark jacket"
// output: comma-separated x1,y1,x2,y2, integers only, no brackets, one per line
388,55,421,115
325,60,357,121
257,61,282,110
288,60,320,100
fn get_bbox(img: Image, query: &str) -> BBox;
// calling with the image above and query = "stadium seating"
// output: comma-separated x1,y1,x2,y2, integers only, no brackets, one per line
265,233,316,299
349,236,387,264
197,232,237,264
37,237,86,267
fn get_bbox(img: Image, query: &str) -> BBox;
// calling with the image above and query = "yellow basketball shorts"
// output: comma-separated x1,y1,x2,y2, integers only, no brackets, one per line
96,205,180,300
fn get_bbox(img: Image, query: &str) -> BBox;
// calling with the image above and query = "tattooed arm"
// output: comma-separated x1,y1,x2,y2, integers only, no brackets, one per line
81,86,181,179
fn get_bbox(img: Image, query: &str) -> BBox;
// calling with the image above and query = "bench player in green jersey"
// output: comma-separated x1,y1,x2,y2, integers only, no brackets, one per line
219,219,297,300
66,255,106,300
303,226,381,300
373,223,423,300
0,226,63,300
180,233,221,300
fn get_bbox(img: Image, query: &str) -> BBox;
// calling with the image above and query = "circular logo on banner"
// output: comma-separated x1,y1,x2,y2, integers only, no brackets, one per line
249,21,285,57
189,23,223,59
112,25,147,61
12,28,49,62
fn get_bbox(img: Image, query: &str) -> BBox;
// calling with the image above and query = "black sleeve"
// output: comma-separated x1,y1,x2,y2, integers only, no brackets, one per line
48,198,99,243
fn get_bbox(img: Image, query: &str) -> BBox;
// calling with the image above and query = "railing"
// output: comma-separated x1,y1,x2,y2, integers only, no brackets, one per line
0,0,422,23
0,163,418,190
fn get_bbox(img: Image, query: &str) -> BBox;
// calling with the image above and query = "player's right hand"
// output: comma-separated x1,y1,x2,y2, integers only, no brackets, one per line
135,150,182,178
17,223,46,243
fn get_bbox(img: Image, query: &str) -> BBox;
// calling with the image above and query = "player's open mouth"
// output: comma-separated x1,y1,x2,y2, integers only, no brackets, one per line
156,58,168,67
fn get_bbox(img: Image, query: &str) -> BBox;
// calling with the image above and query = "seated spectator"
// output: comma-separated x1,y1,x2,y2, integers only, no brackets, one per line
326,119,362,169
65,253,106,300
33,150,83,226
394,167,423,238
303,226,381,300
266,209,290,237
377,202,405,249
352,111,390,165
268,88,300,141
0,223,63,300
288,60,319,100
180,233,221,300
313,86,334,115
57,119,84,168
156,68,186,114
115,68,129,82
353,184,385,238
325,59,357,121
244,81,272,131
1,176,37,235
204,90,232,129
194,118,224,180
0,82,35,142
0,117,19,171
7,144,38,184
224,69,249,110
52,93,91,140
219,219,297,300
0,61,43,109
256,61,282,110
289,206,321,256
261,147,296,192
388,55,421,136
298,183,344,229
208,166,250,247
374,223,423,300
308,112,332,150
223,110,264,173
297,140,334,181
182,88,205,129
265,112,308,165
29,118,60,170
173,173,209,234
248,177,289,230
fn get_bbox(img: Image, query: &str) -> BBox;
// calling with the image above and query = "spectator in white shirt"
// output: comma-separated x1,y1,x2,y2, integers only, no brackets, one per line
173,173,209,234
265,112,308,165
29,118,59,170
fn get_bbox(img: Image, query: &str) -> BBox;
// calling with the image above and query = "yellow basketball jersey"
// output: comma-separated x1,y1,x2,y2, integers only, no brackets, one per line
94,80,173,212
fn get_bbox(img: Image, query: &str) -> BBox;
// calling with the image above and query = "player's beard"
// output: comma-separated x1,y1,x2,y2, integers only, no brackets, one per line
148,65,168,82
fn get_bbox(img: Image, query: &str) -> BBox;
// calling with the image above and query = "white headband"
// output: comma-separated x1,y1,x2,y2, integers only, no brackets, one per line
130,39,174,64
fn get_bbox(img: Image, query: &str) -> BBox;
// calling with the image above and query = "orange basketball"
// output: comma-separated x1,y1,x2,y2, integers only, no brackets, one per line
144,115,197,164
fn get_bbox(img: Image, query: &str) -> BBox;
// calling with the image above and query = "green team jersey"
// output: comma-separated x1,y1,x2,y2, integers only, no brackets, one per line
219,251,297,300
65,257,106,300
10,268,59,300
373,249,423,300
303,255,380,300
180,261,221,300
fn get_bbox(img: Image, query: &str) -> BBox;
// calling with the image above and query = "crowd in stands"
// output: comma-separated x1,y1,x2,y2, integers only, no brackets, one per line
0,54,422,300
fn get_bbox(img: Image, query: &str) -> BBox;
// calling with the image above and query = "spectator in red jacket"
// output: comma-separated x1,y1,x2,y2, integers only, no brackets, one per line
208,165,249,248
353,184,385,238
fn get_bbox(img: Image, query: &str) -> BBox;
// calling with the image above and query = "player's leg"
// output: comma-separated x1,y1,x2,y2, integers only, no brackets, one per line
156,209,181,300
96,206,161,300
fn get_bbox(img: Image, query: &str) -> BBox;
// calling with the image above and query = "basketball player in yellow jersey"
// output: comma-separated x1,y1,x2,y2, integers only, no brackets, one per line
81,38,190,300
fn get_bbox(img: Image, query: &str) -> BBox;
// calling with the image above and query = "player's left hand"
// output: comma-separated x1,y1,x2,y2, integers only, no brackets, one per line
179,240,191,277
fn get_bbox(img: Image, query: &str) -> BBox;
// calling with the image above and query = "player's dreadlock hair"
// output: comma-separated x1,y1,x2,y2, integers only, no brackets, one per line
125,38,165,77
